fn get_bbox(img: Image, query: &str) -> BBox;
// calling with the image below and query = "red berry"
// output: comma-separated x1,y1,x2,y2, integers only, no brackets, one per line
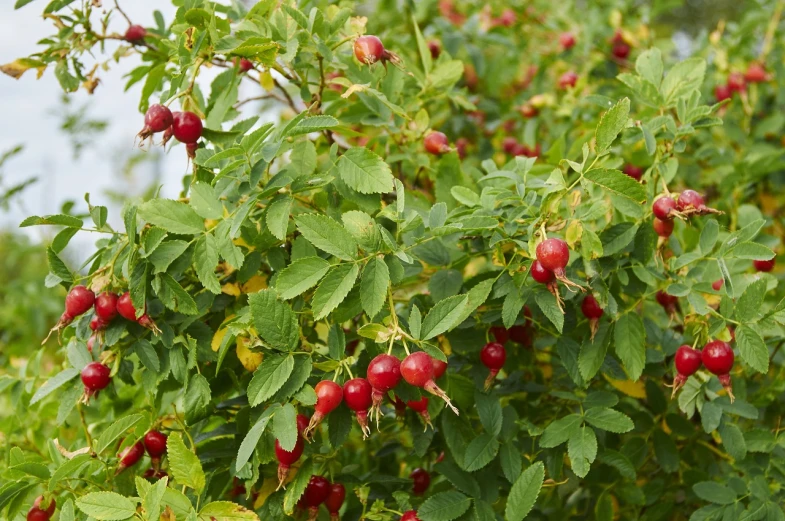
455,137,469,159
670,345,703,397
727,72,746,93
172,111,203,144
490,326,509,344
186,141,199,159
304,381,343,438
502,136,519,155
138,104,173,140
401,352,458,414
715,84,732,102
238,58,253,72
702,340,735,401
531,260,555,284
325,483,346,517
558,71,578,89
653,218,674,238
81,362,110,399
427,40,441,59
28,496,55,521
410,468,431,495
344,378,373,437
367,353,401,395
508,325,532,347
676,189,706,212
89,316,104,331
125,25,146,43
303,475,331,507
401,511,421,521
424,131,450,155
480,342,506,389
712,279,724,291
407,396,429,413
581,295,604,320
117,441,145,473
432,358,448,379
536,238,570,272
94,292,119,322
354,35,385,64
612,42,630,60
144,430,167,458
63,285,96,321
494,8,516,27
623,164,642,181
117,292,160,334
275,436,304,488
652,197,677,221
559,32,576,50
655,290,678,313
754,258,776,272
744,63,767,83
143,468,168,480
297,413,309,434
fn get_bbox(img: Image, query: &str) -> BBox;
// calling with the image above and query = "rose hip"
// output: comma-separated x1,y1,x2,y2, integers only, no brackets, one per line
144,430,168,458
480,342,506,389
653,218,674,238
410,468,431,495
344,377,373,438
623,164,642,181
303,475,331,521
653,197,678,221
117,441,144,474
117,291,161,334
137,104,173,141
353,35,400,66
401,511,421,521
754,258,775,272
304,380,343,439
81,362,110,403
670,345,702,397
367,354,402,426
424,131,450,155
531,260,555,284
702,340,735,402
558,71,578,89
275,435,304,489
407,396,432,430
94,291,119,322
325,483,346,520
401,352,458,415
172,111,203,144
125,25,146,43
559,32,576,50
45,285,95,343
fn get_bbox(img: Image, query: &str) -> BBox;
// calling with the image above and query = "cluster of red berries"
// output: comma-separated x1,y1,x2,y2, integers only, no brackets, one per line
26,496,55,521
651,189,721,239
714,63,769,102
671,341,736,402
502,137,541,158
297,475,346,521
530,238,586,311
116,430,168,475
138,104,203,158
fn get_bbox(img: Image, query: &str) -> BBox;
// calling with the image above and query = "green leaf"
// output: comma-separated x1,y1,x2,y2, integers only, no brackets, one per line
30,368,79,405
635,48,663,88
48,454,92,492
597,450,636,480
194,234,221,294
266,195,292,241
433,460,481,498
568,425,597,478
463,433,499,471
249,289,300,350
595,98,630,153
420,295,469,340
475,391,503,436
700,219,719,254
727,242,775,260
584,408,634,433
337,147,394,194
540,414,582,448
149,240,190,273
20,214,83,228
735,279,768,322
294,213,358,260
235,409,274,471
142,476,167,521
692,482,737,505
189,182,223,219
737,325,768,374
719,423,747,460
534,291,563,333
412,14,432,74
272,403,298,452
579,334,608,382
417,491,472,521
138,199,204,235
584,169,646,203
312,263,360,320
499,443,522,484
276,257,331,300
661,57,706,105
652,429,680,473
284,115,339,137
505,462,545,521
184,374,211,425
283,460,314,515
167,432,206,493
158,273,199,315
47,247,73,283
95,414,144,454
360,257,389,318
613,313,646,380
76,493,136,520
199,501,260,521
247,354,295,406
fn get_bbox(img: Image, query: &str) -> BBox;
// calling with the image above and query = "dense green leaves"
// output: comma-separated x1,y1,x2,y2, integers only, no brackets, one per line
505,463,545,521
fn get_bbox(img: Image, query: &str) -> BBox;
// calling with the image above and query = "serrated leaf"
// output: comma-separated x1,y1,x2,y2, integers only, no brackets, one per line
271,403,298,452
540,414,582,448
167,432,205,493
199,501,259,521
95,414,144,454
138,199,204,235
534,291,563,333
360,257,389,318
337,147,394,194
692,482,737,505
284,115,339,137
735,279,768,323
20,214,83,228
614,313,646,380
584,408,634,433
596,98,630,153
249,289,300,350
194,234,221,294
584,169,646,203
505,462,545,521
189,182,223,219
312,263,360,320
737,325,768,374
276,257,330,299
235,410,274,472
247,355,294,406
30,368,79,405
568,425,597,478
295,213,357,260
283,460,314,514
266,195,292,240
463,433,499,472
417,491,471,521
420,295,469,340
75,492,136,520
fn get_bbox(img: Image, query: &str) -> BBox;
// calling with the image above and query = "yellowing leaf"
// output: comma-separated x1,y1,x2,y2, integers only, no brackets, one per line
253,478,279,509
604,375,647,399
259,69,274,91
222,283,241,297
211,314,236,352
242,275,268,293
236,337,263,372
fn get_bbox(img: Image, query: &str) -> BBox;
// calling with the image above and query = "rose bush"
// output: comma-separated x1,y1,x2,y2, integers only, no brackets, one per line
2,1,785,521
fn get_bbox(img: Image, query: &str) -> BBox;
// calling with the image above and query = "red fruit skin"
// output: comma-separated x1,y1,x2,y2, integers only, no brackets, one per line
653,197,677,220
31,496,55,519
623,164,642,181
118,441,145,472
325,483,346,515
676,189,705,211
144,430,168,458
712,279,724,291
581,295,604,320
702,340,734,375
65,285,96,319
344,378,373,411
275,437,304,466
432,358,447,379
238,58,253,72
744,63,767,83
401,511,421,521
125,24,146,43
143,104,174,134
81,362,111,392
27,504,52,521
490,326,509,344
410,468,431,495
536,238,570,271
502,136,519,155
727,72,746,93
117,291,139,321
427,40,441,59
558,71,578,89
303,476,331,507
354,35,385,64
424,131,450,155
508,325,532,347
612,42,630,59
455,137,469,159
401,352,435,387
367,354,402,392
559,32,576,50
715,84,732,102
297,414,309,433
94,292,119,322
186,141,199,159
90,316,104,331
314,380,343,415
754,258,776,272
172,111,203,144
480,343,506,370
407,396,429,413
494,8,516,27
531,260,555,284
656,290,678,309
675,345,702,377
653,218,674,238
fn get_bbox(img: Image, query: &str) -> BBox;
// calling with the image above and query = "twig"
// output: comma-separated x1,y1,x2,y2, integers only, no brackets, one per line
113,0,132,26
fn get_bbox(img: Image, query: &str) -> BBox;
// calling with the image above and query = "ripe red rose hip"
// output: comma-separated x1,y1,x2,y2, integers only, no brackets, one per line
275,435,304,489
117,441,144,473
303,475,331,520
623,164,643,181
367,353,402,425
172,111,203,144
427,40,441,59
744,63,767,83
407,396,433,430
754,258,775,272
237,58,253,72
432,358,447,379
480,342,506,389
424,131,450,155
655,290,678,315
94,291,119,322
531,260,555,284
354,35,385,64
612,42,630,60
81,362,110,402
46,285,95,343
137,104,173,141
677,189,705,211
401,511,421,521
117,291,160,334
702,340,735,402
727,72,746,93
125,24,146,43
27,496,55,521
653,217,674,238
144,430,168,458
401,352,458,414
344,377,373,438
304,380,343,438
559,32,576,50
410,468,431,495
325,483,346,520
670,345,702,397
508,325,533,347
715,84,732,102
712,279,724,291
653,197,677,221
581,295,604,320
490,326,509,344
558,71,578,89
536,238,570,272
